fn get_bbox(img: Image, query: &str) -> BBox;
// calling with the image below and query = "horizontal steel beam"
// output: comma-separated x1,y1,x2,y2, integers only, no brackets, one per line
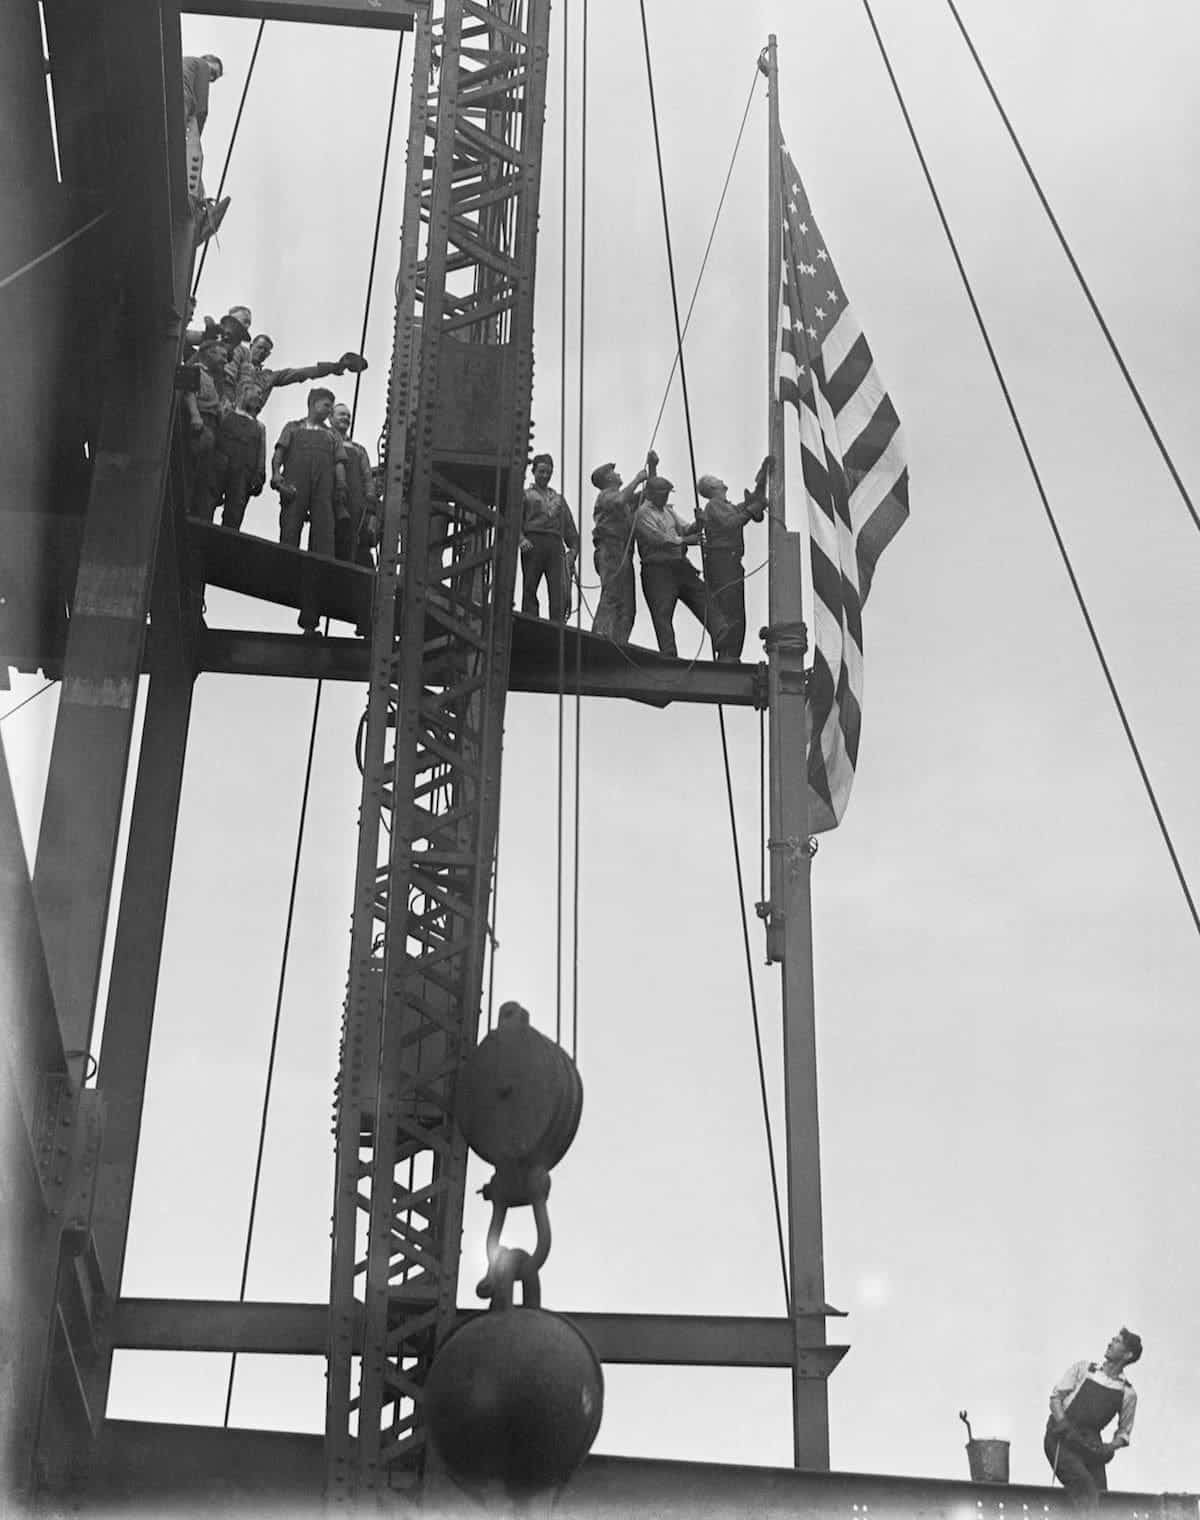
78,1421,1199,1520
182,0,422,27
112,1300,829,1367
198,628,763,707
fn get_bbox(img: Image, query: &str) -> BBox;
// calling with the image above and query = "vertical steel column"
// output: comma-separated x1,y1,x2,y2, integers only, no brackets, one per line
33,253,194,1070
764,33,835,1471
326,0,550,1498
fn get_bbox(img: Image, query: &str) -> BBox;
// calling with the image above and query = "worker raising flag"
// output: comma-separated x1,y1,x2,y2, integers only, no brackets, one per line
776,138,909,832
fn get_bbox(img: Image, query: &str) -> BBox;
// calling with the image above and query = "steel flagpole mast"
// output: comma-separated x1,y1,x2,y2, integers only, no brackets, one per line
763,32,841,1470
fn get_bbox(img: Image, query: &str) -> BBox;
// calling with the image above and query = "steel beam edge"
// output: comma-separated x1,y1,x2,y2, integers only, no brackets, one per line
196,627,762,706
111,1300,836,1368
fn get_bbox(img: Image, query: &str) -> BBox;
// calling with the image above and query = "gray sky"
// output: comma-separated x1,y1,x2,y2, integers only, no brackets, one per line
6,0,1200,1494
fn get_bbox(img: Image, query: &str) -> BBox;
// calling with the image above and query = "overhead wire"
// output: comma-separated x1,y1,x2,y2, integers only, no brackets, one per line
570,0,589,1064
0,680,55,725
858,0,1200,942
647,64,761,452
0,211,110,295
636,11,791,1303
192,21,267,299
554,0,571,1048
942,0,1200,540
221,30,408,1426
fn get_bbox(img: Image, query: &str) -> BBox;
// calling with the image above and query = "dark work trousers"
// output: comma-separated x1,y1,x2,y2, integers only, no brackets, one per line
187,421,218,521
521,532,567,622
640,555,727,659
592,539,635,644
1044,1376,1125,1509
705,545,748,659
278,429,337,632
214,413,262,531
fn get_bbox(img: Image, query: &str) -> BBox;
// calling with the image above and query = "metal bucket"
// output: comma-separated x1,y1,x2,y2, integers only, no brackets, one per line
966,1438,1010,1484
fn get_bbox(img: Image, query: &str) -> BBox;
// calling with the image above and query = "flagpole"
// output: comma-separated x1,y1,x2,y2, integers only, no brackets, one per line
764,33,837,1471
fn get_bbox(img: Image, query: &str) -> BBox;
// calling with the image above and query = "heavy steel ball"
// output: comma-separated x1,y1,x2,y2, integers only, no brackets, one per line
425,1309,603,1491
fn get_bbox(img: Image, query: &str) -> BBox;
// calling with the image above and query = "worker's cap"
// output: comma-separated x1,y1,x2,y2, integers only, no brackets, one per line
697,474,722,498
644,475,674,500
590,461,617,489
222,306,252,339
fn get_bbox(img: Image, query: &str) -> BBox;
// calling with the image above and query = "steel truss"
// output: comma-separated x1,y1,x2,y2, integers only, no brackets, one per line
325,0,550,1499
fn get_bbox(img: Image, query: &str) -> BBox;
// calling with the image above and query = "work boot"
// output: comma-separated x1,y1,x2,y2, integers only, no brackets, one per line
195,196,231,247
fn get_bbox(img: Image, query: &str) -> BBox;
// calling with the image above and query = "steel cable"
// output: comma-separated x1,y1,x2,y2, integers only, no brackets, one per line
943,0,1200,539
859,0,1200,940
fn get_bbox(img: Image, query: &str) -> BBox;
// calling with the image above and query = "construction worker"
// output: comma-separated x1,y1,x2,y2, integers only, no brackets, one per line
212,382,267,531
182,53,230,245
183,340,227,521
229,334,367,412
696,455,772,661
1045,1329,1141,1508
520,454,578,623
589,450,656,645
271,388,348,635
633,476,730,659
329,402,379,566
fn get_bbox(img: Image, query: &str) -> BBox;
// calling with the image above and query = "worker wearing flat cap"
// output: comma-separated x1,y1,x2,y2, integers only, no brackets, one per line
520,453,579,624
590,450,657,644
696,455,772,661
633,475,730,658
1045,1328,1142,1508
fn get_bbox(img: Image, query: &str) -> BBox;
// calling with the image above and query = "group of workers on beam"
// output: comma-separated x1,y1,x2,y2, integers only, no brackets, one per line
521,451,773,662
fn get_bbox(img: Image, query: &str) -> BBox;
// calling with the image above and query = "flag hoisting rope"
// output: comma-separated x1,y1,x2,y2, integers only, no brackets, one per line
774,139,910,832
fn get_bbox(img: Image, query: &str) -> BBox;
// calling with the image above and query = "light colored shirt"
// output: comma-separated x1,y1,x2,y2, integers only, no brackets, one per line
1051,1361,1137,1447
634,501,696,562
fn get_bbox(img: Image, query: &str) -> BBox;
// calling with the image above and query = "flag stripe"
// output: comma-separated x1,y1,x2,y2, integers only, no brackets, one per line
777,134,908,831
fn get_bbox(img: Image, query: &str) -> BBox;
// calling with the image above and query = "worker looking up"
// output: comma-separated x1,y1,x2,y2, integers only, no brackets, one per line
229,335,368,412
1045,1328,1141,1508
633,476,730,659
271,388,348,636
589,450,656,645
182,53,229,245
212,383,267,531
329,402,379,567
520,453,578,623
696,455,772,661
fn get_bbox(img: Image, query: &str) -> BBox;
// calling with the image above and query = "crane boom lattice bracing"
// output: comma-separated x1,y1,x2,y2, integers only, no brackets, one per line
325,0,550,1498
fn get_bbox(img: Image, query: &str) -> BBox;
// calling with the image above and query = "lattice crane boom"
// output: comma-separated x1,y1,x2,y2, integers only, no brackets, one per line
325,0,550,1499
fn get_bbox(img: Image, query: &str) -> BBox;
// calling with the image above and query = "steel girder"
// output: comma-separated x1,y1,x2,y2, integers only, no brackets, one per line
325,0,549,1499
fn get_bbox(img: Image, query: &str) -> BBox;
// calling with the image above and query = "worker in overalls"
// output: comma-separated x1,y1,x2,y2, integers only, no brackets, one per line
212,382,267,531
1045,1328,1141,1507
589,451,656,645
696,455,772,661
329,402,379,567
270,388,348,635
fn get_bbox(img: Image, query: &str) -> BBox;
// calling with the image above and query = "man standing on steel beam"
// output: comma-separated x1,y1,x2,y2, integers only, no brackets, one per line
696,454,772,661
1045,1328,1142,1508
270,388,348,635
589,450,656,645
633,474,730,658
520,453,578,624
329,401,380,568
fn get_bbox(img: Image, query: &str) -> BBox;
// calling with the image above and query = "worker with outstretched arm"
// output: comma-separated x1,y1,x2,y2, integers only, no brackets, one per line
228,333,367,412
1045,1328,1141,1508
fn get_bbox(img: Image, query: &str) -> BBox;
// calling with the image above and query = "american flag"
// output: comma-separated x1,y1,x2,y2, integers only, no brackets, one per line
777,138,909,832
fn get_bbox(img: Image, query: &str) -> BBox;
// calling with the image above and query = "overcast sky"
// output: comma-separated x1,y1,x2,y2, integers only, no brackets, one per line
6,0,1200,1497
